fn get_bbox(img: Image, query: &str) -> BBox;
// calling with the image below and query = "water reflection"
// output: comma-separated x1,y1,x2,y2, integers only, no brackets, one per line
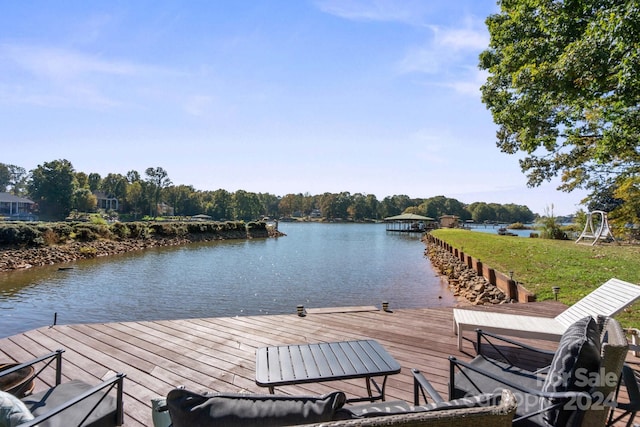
0,223,454,337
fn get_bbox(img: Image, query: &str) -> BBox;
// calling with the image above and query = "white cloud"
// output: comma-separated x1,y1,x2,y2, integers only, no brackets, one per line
0,43,180,108
446,68,488,96
314,0,431,25
1,44,142,81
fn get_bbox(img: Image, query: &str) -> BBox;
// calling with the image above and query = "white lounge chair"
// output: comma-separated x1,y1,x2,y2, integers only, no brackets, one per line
453,277,640,350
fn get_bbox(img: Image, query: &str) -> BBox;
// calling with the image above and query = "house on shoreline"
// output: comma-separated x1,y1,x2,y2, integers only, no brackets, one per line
0,192,36,220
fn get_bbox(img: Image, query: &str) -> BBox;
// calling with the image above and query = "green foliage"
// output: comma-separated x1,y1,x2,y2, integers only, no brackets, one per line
430,228,640,327
480,0,640,206
110,222,130,239
123,222,149,239
13,158,568,225
28,159,77,220
148,222,187,237
89,215,108,225
0,223,42,246
74,223,112,242
246,221,266,230
536,207,568,240
73,188,97,212
186,222,220,234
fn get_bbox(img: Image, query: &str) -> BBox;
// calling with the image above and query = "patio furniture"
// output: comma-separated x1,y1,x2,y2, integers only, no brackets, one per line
448,316,628,426
163,381,517,426
0,349,125,427
255,339,401,402
607,364,640,427
453,277,640,350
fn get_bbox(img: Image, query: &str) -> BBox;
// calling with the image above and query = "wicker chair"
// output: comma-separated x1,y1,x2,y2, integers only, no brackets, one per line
448,316,628,427
310,387,517,426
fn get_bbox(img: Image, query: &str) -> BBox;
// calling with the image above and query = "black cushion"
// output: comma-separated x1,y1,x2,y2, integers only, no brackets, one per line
22,379,118,427
541,316,601,426
166,389,346,427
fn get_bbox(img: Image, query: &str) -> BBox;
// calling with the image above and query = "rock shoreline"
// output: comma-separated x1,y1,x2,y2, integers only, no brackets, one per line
0,229,284,272
423,237,509,305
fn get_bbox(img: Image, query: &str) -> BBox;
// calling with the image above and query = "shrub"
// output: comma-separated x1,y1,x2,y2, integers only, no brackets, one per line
110,222,131,239
186,222,219,234
507,222,526,230
149,222,187,237
536,206,569,240
125,222,149,239
0,223,42,246
73,223,112,241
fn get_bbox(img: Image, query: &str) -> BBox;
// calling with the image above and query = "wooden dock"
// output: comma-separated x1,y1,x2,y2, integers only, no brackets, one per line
0,302,636,426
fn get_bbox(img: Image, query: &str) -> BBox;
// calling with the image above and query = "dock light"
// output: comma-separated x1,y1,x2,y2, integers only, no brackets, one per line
296,305,305,317
382,301,389,312
552,286,560,301
509,271,514,280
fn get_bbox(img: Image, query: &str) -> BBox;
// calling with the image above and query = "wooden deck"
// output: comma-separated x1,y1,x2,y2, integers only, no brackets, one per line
0,301,637,426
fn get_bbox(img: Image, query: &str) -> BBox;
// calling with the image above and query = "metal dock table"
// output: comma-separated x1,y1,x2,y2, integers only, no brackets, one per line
255,339,401,402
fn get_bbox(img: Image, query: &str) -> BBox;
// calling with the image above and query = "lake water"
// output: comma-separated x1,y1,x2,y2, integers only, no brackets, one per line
466,224,537,237
0,222,455,338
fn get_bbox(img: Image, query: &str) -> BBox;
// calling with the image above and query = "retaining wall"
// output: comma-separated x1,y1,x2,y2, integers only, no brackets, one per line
425,234,535,303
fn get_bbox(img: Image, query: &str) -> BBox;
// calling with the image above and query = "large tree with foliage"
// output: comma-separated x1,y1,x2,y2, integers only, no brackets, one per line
480,0,640,210
0,163,27,195
28,159,77,219
144,167,172,216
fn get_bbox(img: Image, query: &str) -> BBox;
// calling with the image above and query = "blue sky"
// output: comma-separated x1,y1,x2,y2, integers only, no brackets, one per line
0,0,587,215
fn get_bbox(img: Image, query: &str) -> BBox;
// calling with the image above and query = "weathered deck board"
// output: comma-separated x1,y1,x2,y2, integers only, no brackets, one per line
0,302,636,426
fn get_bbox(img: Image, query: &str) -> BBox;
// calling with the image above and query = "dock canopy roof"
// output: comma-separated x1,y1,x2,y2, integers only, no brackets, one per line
383,213,435,221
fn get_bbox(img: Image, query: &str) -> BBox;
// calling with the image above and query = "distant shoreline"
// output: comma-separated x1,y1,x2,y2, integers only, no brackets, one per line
0,228,284,272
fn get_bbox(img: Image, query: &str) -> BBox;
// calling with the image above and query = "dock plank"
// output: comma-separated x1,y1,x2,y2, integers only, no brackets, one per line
0,302,635,426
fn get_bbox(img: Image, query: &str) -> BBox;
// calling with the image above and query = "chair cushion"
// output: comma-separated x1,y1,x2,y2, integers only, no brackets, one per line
166,389,346,427
22,379,118,427
541,316,601,426
0,389,34,427
340,393,501,418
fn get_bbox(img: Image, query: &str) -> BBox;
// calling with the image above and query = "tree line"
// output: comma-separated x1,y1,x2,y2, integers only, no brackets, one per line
0,159,536,224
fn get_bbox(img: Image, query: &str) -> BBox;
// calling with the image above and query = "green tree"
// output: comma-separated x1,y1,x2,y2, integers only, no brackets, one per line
480,0,640,202
73,188,97,212
100,173,129,201
612,177,640,239
144,167,172,216
75,172,89,189
7,164,27,196
0,163,27,195
469,202,495,223
0,163,11,191
257,193,280,218
206,189,232,220
28,159,77,219
88,173,102,192
165,185,198,216
318,193,337,219
125,181,145,219
232,190,262,220
279,193,303,217
126,170,141,183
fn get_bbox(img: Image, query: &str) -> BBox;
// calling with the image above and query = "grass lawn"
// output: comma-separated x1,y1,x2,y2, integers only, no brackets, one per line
430,229,640,328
